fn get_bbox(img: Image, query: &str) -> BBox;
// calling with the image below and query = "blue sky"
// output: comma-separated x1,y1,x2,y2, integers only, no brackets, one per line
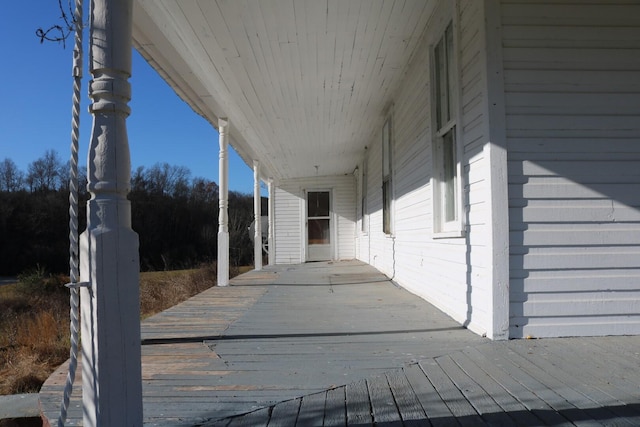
0,1,256,194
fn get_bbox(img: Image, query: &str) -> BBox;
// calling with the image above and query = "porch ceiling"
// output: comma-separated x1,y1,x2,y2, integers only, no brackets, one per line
132,0,436,181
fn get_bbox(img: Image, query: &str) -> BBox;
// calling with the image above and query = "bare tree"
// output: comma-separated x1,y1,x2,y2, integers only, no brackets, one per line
228,191,254,266
131,166,148,193
190,177,219,203
0,158,24,192
26,150,65,192
144,163,192,197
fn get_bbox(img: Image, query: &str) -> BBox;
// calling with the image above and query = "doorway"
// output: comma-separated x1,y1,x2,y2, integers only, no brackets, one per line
306,190,332,261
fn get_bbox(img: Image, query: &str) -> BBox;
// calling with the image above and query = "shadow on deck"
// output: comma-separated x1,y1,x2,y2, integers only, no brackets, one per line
39,261,640,426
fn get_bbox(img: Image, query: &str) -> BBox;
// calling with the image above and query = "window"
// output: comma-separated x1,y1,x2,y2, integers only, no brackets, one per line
361,159,368,233
432,22,463,236
382,117,392,235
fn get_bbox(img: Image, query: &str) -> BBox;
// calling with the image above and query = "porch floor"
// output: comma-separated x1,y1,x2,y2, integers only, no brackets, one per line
40,260,640,426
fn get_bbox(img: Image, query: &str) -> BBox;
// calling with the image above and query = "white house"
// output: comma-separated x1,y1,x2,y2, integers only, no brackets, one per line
80,0,639,423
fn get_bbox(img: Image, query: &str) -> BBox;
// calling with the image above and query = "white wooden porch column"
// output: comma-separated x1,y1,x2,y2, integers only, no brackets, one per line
217,118,229,286
80,0,143,425
267,179,275,266
253,160,262,271
483,0,510,340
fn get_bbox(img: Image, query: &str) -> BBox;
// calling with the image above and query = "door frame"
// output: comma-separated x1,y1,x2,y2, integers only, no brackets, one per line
304,188,334,262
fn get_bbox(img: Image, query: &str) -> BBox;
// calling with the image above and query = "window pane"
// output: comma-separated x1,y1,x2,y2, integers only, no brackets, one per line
442,130,457,222
445,24,455,122
308,219,330,244
308,191,329,217
434,40,445,129
383,178,391,234
435,23,454,131
382,120,391,178
440,44,449,126
361,163,368,232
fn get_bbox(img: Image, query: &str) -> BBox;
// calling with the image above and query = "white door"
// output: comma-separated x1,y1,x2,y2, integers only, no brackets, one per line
306,191,332,261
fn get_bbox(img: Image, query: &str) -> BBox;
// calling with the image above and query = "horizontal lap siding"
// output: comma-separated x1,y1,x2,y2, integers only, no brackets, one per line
274,187,303,264
274,175,356,264
358,0,492,335
503,0,640,337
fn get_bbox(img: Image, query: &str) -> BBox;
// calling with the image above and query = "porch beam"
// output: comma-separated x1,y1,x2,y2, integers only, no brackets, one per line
218,118,229,286
253,160,262,270
267,179,275,265
80,0,143,425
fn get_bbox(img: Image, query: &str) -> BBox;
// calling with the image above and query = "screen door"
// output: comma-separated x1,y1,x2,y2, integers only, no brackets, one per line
306,191,332,261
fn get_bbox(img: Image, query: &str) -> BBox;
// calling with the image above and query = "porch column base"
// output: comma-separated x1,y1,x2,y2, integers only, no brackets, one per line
217,231,229,286
80,210,142,426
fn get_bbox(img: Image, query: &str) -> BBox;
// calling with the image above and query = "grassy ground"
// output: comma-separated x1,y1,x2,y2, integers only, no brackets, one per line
0,270,70,396
0,263,250,396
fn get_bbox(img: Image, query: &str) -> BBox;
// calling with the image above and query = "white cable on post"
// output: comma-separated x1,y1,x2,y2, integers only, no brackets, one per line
58,0,83,425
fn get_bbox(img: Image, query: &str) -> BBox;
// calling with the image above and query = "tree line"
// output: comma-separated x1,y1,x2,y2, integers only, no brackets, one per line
0,151,256,275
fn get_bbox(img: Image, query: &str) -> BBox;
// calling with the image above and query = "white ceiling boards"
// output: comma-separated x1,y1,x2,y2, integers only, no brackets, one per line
133,0,436,180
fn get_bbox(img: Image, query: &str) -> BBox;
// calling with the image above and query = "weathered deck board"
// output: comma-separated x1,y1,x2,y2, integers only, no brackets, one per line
461,346,574,426
447,350,540,426
507,340,640,425
506,342,636,425
296,390,327,426
420,359,488,427
477,344,590,427
39,262,640,426
324,387,347,426
265,397,301,427
345,379,373,425
226,406,270,426
495,342,631,426
403,363,458,427
435,354,515,427
366,374,402,425
505,342,640,426
385,370,426,426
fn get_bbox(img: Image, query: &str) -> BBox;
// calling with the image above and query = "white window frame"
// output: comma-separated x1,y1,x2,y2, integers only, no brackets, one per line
382,116,393,235
431,20,464,238
361,158,368,234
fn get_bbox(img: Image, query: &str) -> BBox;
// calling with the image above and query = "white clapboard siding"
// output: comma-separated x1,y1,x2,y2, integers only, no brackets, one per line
503,0,640,338
357,0,493,335
274,175,356,264
273,186,302,265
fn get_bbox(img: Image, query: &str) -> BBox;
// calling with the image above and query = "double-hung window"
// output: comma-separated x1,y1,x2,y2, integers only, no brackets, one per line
361,159,368,233
432,22,463,236
382,117,393,235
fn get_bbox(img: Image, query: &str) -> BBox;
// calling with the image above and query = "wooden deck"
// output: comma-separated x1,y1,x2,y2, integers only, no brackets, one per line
40,261,640,426
203,336,640,427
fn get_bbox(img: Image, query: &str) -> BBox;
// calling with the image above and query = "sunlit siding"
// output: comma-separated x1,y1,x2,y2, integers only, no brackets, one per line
274,175,356,264
333,177,357,260
273,186,303,264
357,0,492,335
503,1,640,337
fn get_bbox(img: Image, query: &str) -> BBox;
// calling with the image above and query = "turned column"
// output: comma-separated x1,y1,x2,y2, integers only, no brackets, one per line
217,118,229,286
267,179,275,266
253,160,262,271
80,0,143,425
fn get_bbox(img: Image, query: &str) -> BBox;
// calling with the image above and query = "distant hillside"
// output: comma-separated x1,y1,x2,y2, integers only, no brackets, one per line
0,153,256,275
